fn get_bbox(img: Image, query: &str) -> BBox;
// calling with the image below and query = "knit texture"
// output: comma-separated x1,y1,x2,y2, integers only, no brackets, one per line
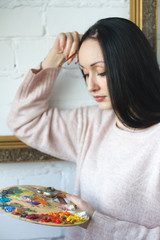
8,68,160,240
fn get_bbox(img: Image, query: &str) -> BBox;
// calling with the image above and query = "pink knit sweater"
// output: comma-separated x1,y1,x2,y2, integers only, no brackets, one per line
8,68,160,240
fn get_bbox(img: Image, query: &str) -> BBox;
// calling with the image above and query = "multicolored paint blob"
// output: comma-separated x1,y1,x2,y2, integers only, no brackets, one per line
0,185,89,227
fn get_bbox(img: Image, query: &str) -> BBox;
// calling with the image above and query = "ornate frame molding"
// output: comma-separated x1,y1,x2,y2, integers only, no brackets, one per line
0,0,158,162
130,0,157,53
0,136,59,163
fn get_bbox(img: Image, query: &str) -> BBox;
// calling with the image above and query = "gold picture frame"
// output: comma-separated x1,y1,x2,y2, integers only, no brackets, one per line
0,0,158,162
130,0,157,53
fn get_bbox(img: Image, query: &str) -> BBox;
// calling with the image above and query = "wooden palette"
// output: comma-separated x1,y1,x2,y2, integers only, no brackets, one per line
0,185,89,227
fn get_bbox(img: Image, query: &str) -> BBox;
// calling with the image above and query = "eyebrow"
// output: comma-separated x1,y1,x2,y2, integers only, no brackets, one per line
79,61,105,68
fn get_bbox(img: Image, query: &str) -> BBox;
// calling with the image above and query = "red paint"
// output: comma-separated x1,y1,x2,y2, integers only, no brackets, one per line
26,214,39,220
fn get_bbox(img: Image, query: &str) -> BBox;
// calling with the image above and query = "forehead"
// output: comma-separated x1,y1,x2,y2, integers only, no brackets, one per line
78,39,104,67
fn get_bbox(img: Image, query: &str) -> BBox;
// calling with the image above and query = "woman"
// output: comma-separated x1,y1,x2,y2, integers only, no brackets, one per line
8,18,160,239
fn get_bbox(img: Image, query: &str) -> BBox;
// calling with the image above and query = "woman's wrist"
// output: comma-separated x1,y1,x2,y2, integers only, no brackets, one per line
42,47,64,69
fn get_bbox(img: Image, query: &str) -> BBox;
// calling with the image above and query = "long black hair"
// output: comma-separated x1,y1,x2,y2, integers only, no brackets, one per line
79,17,160,129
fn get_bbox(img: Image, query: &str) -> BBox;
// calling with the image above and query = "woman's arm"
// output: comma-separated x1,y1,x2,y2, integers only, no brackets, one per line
7,32,84,162
85,211,160,240
67,195,160,240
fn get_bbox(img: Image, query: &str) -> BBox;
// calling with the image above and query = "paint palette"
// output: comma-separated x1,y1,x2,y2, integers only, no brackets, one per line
0,185,89,227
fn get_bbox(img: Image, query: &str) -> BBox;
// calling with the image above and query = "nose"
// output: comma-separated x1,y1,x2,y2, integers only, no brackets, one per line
87,74,99,92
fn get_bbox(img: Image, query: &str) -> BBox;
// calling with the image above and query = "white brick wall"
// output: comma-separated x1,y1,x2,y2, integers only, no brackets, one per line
0,1,129,240
0,7,43,36
0,41,14,70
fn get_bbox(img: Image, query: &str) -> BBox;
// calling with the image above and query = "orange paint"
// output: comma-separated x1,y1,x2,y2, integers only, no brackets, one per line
34,198,48,205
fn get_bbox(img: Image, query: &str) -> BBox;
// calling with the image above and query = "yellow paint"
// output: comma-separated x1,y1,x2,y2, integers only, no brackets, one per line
66,215,84,223
10,195,19,200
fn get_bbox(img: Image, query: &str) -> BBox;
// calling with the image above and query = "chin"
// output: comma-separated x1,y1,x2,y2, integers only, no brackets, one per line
98,103,112,110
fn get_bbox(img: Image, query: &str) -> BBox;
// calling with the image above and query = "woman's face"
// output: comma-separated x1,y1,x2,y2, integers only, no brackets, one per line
78,39,112,110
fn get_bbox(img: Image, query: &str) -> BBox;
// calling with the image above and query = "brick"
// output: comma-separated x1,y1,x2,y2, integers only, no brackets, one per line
47,0,125,7
0,75,23,135
16,38,55,72
0,175,18,189
0,7,43,37
14,161,75,192
0,41,14,70
61,162,76,194
0,0,45,8
19,171,63,190
0,105,13,135
0,75,22,104
47,7,129,35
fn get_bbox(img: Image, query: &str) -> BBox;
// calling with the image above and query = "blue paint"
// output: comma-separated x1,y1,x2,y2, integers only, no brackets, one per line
0,197,11,203
3,206,14,212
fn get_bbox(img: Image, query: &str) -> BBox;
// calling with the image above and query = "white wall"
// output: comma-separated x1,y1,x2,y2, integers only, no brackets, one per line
0,1,129,240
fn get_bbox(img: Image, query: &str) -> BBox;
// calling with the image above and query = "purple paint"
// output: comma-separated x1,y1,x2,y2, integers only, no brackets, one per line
31,201,40,205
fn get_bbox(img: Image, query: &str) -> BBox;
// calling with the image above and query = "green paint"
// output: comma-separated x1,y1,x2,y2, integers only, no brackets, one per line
10,203,22,208
9,187,23,194
0,202,8,207
26,208,36,212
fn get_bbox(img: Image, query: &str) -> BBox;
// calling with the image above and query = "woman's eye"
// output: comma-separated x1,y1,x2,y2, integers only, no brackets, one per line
98,72,106,76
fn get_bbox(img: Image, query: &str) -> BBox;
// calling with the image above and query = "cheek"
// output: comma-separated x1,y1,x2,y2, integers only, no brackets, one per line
101,79,109,93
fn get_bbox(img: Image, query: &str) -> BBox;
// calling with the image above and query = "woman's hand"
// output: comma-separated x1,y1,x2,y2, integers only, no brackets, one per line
66,194,95,229
42,32,82,69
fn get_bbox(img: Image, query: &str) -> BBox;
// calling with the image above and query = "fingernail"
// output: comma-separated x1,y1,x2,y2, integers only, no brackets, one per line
65,54,69,60
68,59,72,65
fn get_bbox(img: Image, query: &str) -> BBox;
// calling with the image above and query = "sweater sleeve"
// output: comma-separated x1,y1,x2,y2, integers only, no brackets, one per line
7,67,85,162
85,211,160,240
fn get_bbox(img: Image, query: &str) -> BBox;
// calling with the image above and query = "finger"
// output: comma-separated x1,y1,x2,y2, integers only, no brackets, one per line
58,33,67,53
66,194,95,217
67,52,77,65
64,32,74,59
67,32,80,64
53,33,66,54
66,194,84,210
69,31,80,56
75,53,79,64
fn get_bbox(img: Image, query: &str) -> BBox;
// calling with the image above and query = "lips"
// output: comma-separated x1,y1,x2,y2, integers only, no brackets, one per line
93,96,106,102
